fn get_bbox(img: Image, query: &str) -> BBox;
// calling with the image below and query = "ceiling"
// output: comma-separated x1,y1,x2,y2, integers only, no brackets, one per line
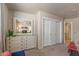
6,3,79,18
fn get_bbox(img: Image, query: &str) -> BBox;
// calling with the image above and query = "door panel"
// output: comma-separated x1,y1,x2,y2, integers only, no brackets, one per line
56,22,60,43
64,22,71,45
50,21,57,45
43,20,51,46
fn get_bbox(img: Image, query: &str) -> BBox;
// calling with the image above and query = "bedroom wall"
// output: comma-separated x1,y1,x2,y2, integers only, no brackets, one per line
0,3,2,53
7,10,13,31
6,10,37,34
12,11,36,35
1,4,9,51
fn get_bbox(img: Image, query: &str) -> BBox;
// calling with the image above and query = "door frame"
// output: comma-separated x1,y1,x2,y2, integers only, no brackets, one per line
64,22,73,44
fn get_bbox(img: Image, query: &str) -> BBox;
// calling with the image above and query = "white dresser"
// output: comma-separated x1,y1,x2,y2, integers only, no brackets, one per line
6,36,37,52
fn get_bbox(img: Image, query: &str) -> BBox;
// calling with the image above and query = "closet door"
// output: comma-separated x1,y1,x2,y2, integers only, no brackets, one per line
56,22,60,44
43,18,61,47
43,19,51,46
50,21,57,45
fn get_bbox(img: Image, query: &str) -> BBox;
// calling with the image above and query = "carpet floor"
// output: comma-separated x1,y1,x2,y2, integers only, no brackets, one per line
25,44,69,56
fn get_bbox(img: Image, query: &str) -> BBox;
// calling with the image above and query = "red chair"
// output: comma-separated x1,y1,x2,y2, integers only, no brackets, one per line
68,41,77,53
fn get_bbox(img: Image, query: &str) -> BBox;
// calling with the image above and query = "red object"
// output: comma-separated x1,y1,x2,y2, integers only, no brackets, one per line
68,42,77,52
1,51,12,56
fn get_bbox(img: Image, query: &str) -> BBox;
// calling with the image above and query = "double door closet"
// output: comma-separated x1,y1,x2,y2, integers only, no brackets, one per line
43,17,61,47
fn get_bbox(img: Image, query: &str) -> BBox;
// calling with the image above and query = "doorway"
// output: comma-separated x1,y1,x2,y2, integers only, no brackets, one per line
43,17,60,47
64,22,73,45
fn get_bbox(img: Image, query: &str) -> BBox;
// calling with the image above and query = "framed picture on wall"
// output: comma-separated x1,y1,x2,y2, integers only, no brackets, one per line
13,17,33,35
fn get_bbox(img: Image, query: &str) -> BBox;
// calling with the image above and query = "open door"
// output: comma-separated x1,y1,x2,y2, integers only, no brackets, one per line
64,22,73,45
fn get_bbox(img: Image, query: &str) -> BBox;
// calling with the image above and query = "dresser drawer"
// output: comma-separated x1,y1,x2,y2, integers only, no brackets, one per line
6,36,36,52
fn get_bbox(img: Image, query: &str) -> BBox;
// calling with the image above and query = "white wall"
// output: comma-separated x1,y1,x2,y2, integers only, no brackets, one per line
12,11,36,35
0,4,2,53
36,11,63,49
1,4,9,51
8,10,13,31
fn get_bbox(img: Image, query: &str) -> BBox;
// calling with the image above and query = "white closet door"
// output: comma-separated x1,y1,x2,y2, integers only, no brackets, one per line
43,19,57,46
43,20,51,46
43,18,61,47
50,21,57,45
56,22,60,44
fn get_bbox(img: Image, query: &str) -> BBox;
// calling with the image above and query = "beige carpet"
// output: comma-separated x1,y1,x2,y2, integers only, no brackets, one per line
25,44,69,56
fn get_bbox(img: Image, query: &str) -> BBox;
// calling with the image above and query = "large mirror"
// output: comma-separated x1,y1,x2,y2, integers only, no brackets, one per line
13,17,33,35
